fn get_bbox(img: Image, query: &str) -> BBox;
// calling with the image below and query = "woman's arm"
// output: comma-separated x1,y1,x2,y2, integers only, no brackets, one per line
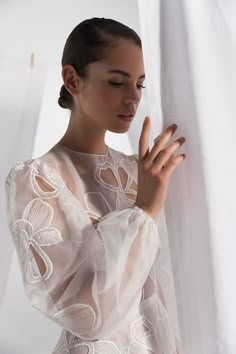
5,158,160,340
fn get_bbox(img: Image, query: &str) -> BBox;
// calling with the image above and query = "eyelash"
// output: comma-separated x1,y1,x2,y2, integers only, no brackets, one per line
108,81,146,90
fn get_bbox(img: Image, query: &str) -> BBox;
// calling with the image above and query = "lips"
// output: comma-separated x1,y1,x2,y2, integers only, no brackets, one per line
117,112,135,118
118,115,134,123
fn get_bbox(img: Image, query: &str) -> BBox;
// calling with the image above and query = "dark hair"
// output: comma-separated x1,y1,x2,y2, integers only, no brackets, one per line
58,17,142,110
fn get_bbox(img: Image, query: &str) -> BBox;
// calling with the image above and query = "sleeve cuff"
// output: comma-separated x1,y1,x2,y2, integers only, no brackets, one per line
132,204,160,225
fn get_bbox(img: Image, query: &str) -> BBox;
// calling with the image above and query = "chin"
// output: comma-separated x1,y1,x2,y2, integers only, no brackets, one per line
108,126,130,134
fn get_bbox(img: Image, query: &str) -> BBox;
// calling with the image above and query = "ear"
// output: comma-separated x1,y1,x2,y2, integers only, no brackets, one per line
61,65,82,95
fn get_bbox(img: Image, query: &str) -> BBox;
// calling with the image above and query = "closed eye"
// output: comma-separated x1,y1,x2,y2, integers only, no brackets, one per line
108,81,146,90
108,81,124,87
137,84,146,89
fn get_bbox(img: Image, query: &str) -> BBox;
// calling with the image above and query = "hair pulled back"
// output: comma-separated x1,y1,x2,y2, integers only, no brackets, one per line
58,17,142,109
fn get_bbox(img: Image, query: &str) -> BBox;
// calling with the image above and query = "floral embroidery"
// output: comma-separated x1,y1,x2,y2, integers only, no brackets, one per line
11,160,64,284
52,304,96,340
53,330,92,353
13,198,62,284
6,154,179,354
57,315,158,354
141,296,177,354
31,159,65,199
84,192,112,224
94,150,138,209
120,316,156,354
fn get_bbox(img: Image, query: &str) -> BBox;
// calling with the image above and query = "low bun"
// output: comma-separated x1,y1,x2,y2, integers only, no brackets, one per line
58,84,73,109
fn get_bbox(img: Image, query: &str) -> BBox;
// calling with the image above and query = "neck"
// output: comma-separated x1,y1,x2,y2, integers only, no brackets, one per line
58,111,107,154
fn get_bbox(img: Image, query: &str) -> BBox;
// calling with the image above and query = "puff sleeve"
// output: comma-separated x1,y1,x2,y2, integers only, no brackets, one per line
5,158,161,341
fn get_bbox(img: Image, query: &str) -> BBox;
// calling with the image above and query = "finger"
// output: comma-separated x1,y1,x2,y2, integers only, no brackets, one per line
153,137,185,169
147,124,178,165
162,154,186,178
147,127,180,167
153,134,160,143
150,136,185,176
153,124,177,144
139,116,151,160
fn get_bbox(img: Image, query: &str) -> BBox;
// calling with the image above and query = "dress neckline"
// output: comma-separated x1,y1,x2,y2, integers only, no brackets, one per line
55,143,110,157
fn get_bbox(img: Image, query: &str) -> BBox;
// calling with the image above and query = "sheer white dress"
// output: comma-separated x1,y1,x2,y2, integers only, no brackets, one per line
5,143,182,354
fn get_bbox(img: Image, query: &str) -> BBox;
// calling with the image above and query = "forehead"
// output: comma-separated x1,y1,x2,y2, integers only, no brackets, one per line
89,39,145,78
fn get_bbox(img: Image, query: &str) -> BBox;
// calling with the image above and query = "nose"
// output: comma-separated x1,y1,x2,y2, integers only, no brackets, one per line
123,85,141,105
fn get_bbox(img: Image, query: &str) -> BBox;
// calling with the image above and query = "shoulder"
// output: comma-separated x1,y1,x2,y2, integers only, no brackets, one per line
5,152,67,196
5,159,36,190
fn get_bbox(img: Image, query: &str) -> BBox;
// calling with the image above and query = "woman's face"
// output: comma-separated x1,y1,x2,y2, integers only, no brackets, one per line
74,38,145,134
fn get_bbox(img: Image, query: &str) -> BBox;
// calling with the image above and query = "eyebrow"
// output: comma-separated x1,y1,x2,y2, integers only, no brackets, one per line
107,69,145,79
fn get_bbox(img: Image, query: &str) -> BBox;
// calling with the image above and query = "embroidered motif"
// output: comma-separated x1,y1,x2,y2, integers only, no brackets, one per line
120,316,156,353
7,155,179,354
11,161,65,283
84,192,112,224
94,152,138,210
52,304,96,338
53,329,92,353
141,297,177,354
13,198,62,283
57,314,159,354
31,159,65,199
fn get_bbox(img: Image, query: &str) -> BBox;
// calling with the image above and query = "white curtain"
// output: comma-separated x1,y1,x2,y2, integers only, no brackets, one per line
136,0,236,353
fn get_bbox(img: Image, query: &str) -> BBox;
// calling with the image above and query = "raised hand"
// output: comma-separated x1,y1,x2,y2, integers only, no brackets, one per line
135,116,186,219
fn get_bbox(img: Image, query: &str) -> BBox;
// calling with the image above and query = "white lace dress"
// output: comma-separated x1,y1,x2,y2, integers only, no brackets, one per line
5,144,182,354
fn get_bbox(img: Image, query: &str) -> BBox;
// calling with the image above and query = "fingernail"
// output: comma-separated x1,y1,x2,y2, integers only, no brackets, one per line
144,117,149,124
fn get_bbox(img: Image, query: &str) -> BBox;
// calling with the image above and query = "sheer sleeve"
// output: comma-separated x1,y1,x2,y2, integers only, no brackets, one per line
5,158,161,341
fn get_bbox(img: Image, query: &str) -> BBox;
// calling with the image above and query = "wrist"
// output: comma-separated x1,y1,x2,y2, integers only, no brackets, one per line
134,202,157,220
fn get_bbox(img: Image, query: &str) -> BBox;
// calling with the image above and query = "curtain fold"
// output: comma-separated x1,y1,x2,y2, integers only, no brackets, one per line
137,1,236,353
0,58,46,309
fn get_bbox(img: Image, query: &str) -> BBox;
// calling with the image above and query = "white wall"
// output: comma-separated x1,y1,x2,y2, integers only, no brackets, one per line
0,1,148,353
0,0,141,63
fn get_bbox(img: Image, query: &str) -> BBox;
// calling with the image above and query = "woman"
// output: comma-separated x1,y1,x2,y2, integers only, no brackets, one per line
5,17,186,353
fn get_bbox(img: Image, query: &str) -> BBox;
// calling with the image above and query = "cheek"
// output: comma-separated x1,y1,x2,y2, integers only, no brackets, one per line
82,81,123,113
93,89,121,110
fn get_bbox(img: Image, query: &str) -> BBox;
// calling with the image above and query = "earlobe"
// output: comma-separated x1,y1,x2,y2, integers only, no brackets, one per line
61,65,80,95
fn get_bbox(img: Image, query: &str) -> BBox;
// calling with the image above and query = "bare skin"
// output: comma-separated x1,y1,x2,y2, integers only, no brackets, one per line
135,117,186,219
58,38,186,220
58,39,143,154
